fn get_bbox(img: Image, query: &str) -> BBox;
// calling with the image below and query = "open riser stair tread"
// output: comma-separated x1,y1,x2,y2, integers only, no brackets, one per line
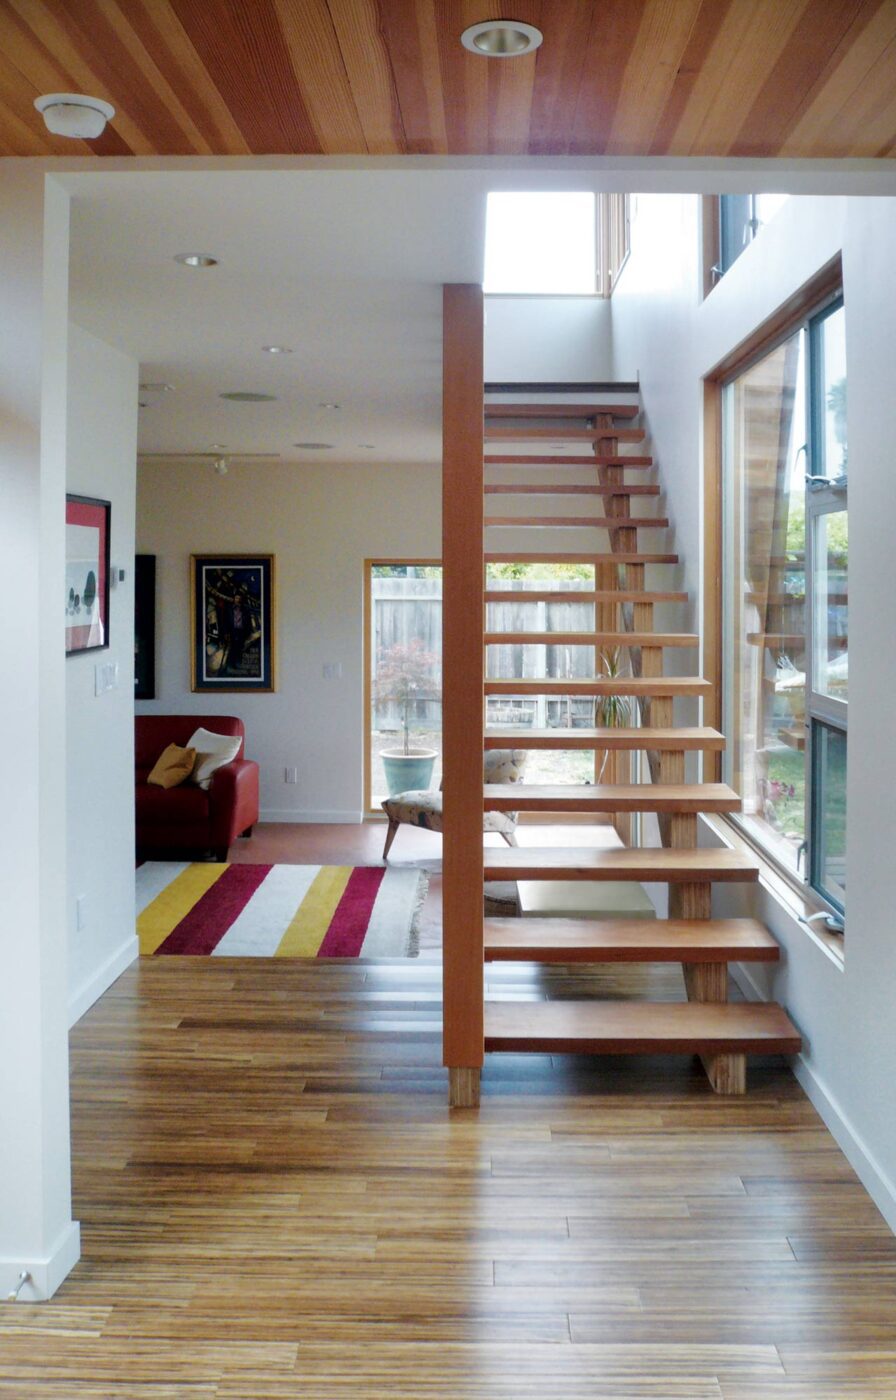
486,550,675,564
486,426,646,442
485,515,669,528
488,484,662,497
483,847,760,882
484,631,697,647
484,403,641,420
483,783,741,813
485,454,654,466
483,917,780,962
484,589,688,603
484,1000,802,1055
484,726,725,750
485,677,712,696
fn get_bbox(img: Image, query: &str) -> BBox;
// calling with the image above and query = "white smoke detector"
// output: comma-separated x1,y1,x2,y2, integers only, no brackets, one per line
35,93,115,140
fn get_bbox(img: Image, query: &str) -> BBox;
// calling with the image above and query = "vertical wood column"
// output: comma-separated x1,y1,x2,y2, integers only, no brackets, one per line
442,284,484,1108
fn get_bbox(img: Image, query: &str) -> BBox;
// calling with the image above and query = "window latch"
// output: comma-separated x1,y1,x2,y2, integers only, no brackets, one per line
801,910,845,936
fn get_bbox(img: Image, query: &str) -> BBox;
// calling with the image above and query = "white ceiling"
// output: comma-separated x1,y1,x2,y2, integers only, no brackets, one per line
65,168,512,466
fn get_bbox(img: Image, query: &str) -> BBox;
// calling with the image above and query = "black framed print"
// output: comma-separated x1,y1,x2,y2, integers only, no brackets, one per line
191,554,275,692
134,554,156,699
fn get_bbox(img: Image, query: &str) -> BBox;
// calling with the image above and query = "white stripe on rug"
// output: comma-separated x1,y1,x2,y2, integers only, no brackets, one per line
135,861,191,915
212,864,322,956
360,868,428,957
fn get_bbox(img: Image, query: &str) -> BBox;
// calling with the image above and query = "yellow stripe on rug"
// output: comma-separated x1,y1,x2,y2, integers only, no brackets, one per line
275,865,353,957
138,863,228,955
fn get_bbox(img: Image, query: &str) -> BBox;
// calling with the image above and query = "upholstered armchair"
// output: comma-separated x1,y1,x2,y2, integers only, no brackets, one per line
381,749,527,860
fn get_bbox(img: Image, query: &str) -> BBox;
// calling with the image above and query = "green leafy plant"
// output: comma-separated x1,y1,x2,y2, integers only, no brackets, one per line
593,648,632,781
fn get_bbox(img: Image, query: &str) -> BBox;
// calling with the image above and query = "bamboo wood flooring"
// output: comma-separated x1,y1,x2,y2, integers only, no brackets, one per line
7,826,892,1397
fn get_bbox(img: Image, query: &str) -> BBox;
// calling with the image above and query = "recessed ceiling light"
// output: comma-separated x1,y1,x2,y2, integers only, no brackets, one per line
460,20,543,57
359,444,376,450
139,382,173,393
174,252,219,268
210,442,228,450
220,391,277,402
293,442,333,450
262,345,292,354
34,92,114,139
319,402,341,410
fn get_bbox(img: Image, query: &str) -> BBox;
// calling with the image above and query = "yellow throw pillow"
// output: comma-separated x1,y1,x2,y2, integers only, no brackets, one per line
147,743,197,790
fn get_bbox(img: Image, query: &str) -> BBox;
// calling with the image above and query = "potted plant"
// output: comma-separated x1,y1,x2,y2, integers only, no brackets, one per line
374,639,441,795
593,648,632,782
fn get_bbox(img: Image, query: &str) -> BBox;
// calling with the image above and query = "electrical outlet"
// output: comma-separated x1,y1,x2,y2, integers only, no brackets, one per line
75,895,87,932
323,662,343,679
284,767,298,784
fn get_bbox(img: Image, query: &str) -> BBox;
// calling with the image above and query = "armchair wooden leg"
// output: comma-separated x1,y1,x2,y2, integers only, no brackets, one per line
382,819,400,861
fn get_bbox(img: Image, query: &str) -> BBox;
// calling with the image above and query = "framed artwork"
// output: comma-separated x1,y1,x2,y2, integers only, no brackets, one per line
134,554,156,700
65,495,110,655
191,554,275,692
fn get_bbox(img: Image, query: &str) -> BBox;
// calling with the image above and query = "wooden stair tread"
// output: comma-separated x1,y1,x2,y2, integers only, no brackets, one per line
483,847,759,883
483,783,741,813
483,917,780,962
484,726,725,750
484,589,688,603
486,426,646,442
485,516,668,528
485,677,711,696
485,403,640,420
484,1000,801,1054
485,455,653,467
484,632,697,647
486,551,676,565
489,484,661,497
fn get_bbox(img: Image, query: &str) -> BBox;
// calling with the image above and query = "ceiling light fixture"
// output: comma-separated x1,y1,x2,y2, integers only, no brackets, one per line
460,20,543,57
319,402,341,410
139,382,173,394
293,442,333,450
34,92,114,139
220,391,277,402
261,345,292,354
174,252,219,268
359,444,376,450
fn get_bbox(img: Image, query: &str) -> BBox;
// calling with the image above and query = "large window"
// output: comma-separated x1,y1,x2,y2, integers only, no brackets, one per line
714,193,789,281
483,192,630,297
723,297,847,914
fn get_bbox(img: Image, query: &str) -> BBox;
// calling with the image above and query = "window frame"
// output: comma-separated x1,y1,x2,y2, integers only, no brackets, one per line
703,261,847,928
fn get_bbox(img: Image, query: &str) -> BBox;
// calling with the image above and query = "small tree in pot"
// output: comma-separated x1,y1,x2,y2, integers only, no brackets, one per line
374,638,441,795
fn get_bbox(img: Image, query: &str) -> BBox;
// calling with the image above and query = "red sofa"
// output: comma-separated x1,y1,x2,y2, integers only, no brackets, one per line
135,715,260,861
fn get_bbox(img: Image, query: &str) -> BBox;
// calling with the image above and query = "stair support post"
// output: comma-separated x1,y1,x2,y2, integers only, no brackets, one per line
442,284,485,1108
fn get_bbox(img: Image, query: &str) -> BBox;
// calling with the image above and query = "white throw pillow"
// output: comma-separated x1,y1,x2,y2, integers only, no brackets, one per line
186,726,242,791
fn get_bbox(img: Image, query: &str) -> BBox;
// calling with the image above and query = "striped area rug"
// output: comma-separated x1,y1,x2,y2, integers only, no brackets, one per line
136,862,426,958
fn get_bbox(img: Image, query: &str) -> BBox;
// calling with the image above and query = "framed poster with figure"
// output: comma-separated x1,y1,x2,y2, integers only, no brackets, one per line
66,494,110,655
191,554,275,692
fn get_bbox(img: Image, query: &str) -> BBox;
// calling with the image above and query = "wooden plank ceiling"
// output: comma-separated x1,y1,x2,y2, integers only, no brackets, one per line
1,0,895,159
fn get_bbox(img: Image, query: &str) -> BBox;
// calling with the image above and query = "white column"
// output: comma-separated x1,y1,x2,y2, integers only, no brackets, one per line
0,165,79,1300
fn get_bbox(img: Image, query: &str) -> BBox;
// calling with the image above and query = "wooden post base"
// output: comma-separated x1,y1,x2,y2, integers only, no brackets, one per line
701,1052,746,1095
448,1067,481,1108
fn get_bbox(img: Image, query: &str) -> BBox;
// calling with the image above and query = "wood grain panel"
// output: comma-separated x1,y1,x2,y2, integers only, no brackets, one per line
1,0,892,156
440,282,484,1084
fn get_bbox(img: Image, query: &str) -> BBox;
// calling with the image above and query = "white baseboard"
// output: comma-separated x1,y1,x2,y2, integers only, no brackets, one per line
731,963,896,1235
258,808,363,824
68,935,138,1027
1,1219,80,1301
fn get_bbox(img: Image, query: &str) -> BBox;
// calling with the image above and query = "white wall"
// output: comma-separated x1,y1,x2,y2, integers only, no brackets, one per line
66,324,139,1024
136,460,441,821
612,193,896,1230
485,296,614,382
0,166,79,1300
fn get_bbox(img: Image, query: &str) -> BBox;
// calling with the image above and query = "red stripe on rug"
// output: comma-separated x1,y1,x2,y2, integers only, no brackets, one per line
155,864,272,955
316,866,386,958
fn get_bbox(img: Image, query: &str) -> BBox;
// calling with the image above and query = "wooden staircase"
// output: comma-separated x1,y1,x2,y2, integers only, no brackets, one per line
440,285,801,1108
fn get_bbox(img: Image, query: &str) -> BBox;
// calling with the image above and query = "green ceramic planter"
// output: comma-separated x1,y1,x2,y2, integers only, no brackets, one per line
381,749,437,797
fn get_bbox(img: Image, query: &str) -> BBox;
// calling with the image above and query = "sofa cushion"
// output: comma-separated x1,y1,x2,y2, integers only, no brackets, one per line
136,782,210,826
187,727,244,790
147,743,196,789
